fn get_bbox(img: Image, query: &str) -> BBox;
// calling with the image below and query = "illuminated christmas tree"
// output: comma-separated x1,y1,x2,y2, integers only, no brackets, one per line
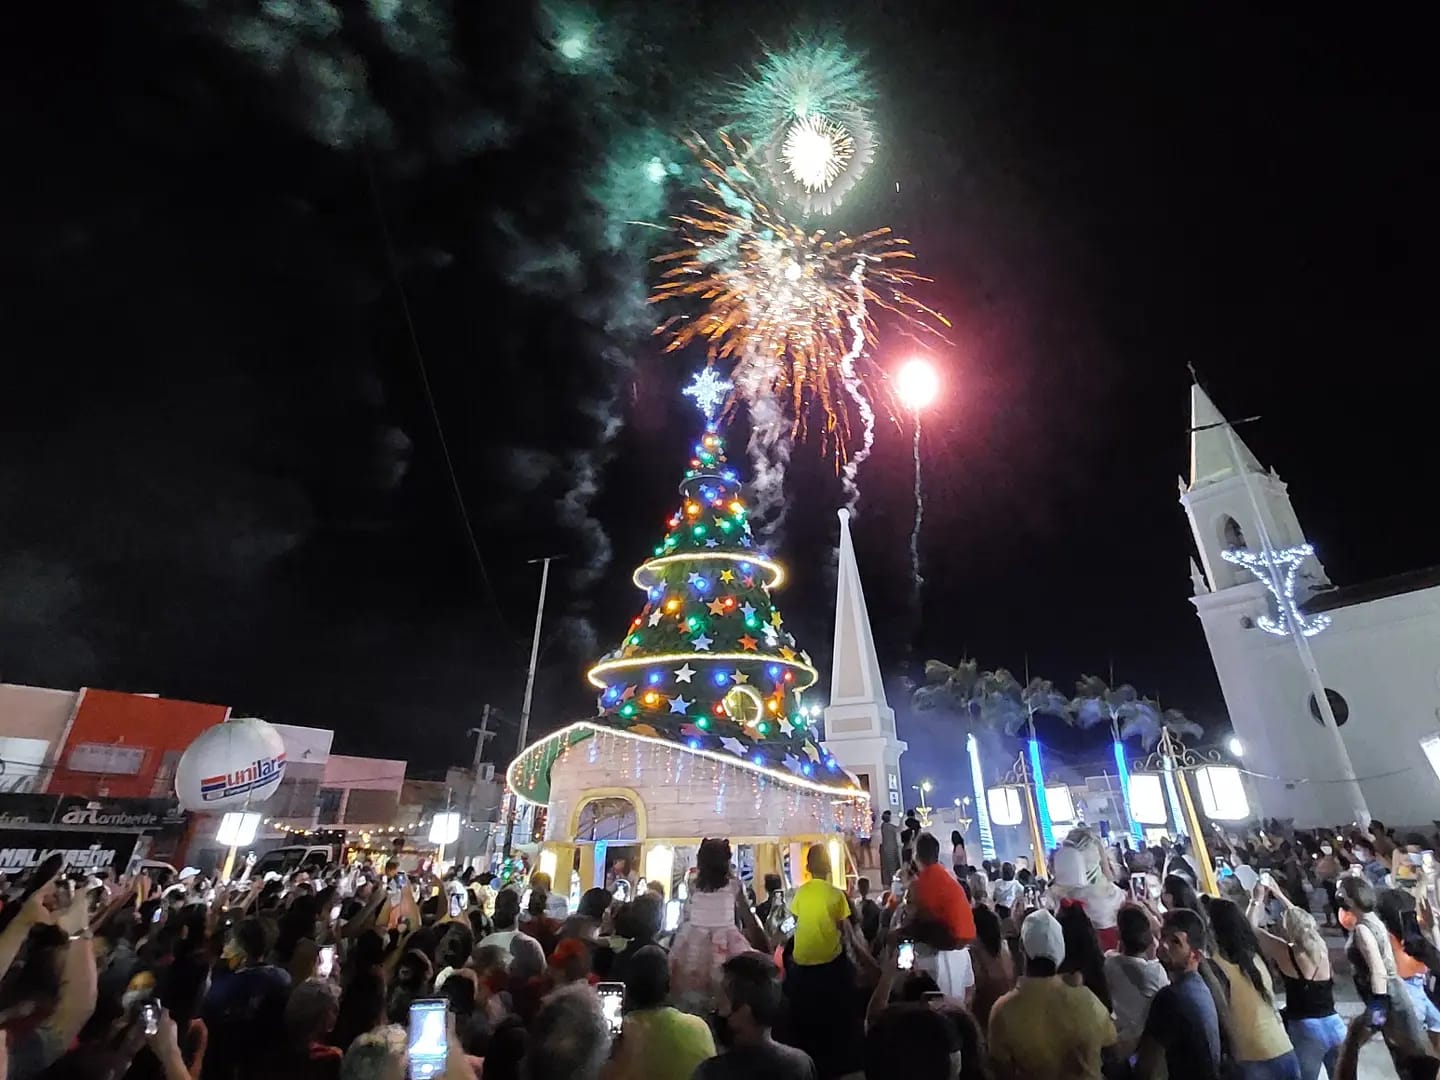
585,368,837,780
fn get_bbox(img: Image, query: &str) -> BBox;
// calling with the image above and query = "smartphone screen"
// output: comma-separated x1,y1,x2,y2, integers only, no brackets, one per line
315,945,336,980
330,903,343,923
448,891,464,918
1130,877,1147,899
1367,998,1389,1029
780,914,797,935
140,1002,160,1036
598,982,625,1035
407,999,448,1079
897,941,915,971
664,899,681,932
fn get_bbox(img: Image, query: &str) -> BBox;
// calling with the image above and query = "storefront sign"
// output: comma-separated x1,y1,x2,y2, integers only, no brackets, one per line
0,793,184,829
54,796,184,829
0,831,140,874
66,743,146,775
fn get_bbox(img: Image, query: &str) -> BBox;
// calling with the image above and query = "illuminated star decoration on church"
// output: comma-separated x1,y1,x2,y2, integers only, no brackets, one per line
682,367,734,424
1221,543,1332,638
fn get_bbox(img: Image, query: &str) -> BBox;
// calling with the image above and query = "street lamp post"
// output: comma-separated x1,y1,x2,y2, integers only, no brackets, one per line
912,780,933,826
996,751,1049,878
954,796,973,837
1137,726,1221,897
504,556,558,859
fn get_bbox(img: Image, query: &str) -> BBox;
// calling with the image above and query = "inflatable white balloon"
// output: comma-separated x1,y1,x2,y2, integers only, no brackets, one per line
174,717,286,812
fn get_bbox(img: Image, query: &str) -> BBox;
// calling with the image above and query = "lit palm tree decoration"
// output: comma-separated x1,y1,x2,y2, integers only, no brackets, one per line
914,662,1070,859
979,670,1071,854
1072,676,1203,840
914,659,994,857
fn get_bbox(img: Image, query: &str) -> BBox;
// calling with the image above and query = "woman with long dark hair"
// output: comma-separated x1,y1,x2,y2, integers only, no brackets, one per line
1162,874,1202,917
1056,900,1112,1013
967,904,1014,1027
1208,897,1300,1078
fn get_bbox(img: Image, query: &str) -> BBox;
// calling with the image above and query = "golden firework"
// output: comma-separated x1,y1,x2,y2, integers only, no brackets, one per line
649,135,948,454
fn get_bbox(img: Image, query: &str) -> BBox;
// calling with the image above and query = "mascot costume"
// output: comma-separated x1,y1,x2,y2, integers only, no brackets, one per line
1047,825,1126,951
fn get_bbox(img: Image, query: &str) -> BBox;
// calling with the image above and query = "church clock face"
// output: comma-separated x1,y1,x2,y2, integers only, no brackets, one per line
722,685,765,729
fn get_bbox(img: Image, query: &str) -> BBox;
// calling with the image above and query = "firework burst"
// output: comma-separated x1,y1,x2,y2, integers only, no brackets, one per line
649,135,948,459
727,38,877,215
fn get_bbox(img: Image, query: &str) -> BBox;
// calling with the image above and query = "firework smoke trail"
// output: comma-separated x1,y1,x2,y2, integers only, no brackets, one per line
910,416,924,598
743,365,793,544
838,256,875,513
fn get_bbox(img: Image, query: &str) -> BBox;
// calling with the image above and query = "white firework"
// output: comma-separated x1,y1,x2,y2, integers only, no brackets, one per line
781,113,855,193
729,39,879,216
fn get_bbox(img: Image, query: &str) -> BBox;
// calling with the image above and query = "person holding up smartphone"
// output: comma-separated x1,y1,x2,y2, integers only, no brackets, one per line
1,864,100,1078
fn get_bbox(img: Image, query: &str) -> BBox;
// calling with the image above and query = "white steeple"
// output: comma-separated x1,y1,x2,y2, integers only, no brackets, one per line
823,508,907,819
1180,381,1323,593
1189,382,1265,489
830,509,889,708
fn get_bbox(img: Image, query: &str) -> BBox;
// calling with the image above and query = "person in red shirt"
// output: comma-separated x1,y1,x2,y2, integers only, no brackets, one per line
906,833,976,949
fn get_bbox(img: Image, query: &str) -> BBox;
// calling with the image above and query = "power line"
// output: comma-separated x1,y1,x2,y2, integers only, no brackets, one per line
363,151,523,647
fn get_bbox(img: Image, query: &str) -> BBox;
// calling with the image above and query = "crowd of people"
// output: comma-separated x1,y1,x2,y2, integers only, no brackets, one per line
0,816,1436,1080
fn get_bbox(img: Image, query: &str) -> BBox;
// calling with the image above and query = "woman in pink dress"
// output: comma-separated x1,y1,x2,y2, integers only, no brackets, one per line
668,839,766,1010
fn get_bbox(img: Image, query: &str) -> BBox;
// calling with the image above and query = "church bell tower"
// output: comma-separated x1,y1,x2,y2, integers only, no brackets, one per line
823,508,908,818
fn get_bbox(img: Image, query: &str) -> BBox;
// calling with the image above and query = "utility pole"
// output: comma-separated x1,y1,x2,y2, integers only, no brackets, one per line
468,704,496,775
466,704,495,861
503,556,559,858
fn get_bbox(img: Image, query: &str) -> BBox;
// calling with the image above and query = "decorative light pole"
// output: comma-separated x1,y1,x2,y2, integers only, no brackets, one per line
996,751,1049,878
1135,726,1221,897
967,733,997,860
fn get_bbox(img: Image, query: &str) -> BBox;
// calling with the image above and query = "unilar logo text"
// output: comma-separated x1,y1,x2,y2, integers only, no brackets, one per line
199,753,286,801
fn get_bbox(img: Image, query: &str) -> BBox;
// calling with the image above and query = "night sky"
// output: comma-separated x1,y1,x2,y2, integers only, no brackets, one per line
4,5,1435,792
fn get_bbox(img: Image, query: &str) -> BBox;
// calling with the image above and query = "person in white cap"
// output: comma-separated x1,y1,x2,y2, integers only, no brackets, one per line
988,909,1117,1079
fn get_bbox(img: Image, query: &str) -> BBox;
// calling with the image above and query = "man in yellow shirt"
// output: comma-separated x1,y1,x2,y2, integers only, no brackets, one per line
989,909,1117,1080
782,843,866,1077
605,945,715,1080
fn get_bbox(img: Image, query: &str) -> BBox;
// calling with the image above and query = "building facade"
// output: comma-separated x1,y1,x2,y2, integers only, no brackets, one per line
1181,384,1440,827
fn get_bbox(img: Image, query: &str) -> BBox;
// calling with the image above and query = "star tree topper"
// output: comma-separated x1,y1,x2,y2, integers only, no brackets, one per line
683,367,734,424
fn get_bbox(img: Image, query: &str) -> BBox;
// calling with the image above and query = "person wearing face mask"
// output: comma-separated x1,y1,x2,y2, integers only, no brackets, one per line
693,953,817,1080
1349,840,1391,889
